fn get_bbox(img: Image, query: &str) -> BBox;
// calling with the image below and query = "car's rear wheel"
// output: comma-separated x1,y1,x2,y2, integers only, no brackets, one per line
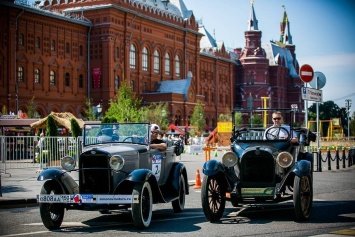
172,173,186,213
293,175,312,221
39,180,65,230
201,174,225,222
132,181,153,229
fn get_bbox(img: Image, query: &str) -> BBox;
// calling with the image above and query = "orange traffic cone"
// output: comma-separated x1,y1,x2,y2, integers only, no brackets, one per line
194,169,202,189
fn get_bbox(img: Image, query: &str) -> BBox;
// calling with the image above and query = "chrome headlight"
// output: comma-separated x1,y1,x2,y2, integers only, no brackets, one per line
110,155,125,171
222,152,238,168
61,156,76,171
276,151,293,168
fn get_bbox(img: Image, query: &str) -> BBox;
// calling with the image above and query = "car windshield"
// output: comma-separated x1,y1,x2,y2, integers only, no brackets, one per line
83,123,149,146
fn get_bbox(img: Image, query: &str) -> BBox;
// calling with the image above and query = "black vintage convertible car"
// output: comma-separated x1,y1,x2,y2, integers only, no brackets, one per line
201,109,317,222
37,123,188,229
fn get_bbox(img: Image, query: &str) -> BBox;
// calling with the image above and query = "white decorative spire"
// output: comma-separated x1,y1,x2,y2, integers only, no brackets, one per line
247,0,258,31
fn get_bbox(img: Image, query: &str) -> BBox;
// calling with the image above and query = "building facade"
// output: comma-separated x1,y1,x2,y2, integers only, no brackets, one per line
0,0,302,129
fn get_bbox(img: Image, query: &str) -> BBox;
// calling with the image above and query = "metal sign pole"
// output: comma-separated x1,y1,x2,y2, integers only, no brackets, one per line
316,76,320,150
304,82,309,152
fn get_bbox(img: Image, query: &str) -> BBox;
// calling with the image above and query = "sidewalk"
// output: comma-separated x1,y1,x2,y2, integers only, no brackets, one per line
0,165,82,207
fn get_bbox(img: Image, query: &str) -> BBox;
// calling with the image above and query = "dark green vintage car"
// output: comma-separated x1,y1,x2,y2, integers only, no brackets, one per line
201,109,316,222
37,123,188,229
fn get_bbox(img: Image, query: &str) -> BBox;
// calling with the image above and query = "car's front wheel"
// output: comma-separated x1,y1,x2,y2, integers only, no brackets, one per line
201,174,225,222
293,175,313,221
39,180,65,230
131,181,153,229
172,173,186,213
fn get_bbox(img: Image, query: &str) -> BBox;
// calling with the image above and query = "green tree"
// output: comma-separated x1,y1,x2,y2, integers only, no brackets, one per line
308,101,341,121
233,111,243,128
249,114,263,128
46,115,58,136
45,115,58,163
70,118,82,137
83,97,96,121
26,96,35,118
104,82,142,122
142,102,170,131
218,109,231,122
1,105,7,116
190,100,205,136
350,118,355,136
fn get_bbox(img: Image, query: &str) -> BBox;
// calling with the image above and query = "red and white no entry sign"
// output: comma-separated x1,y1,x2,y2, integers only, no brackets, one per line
299,64,314,83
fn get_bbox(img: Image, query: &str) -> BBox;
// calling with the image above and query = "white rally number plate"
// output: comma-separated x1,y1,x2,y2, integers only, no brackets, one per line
38,194,72,203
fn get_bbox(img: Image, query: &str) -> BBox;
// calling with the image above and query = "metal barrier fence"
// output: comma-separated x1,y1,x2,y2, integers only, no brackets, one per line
0,136,82,174
312,146,355,172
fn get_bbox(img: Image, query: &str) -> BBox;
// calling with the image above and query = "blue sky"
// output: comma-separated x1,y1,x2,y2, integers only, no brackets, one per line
184,0,355,111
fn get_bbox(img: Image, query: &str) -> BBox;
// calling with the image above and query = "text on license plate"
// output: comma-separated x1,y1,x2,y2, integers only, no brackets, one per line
38,194,72,203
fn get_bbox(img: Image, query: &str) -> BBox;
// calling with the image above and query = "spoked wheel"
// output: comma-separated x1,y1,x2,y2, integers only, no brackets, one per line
201,175,225,222
132,181,153,229
39,180,65,230
172,174,186,213
293,175,313,221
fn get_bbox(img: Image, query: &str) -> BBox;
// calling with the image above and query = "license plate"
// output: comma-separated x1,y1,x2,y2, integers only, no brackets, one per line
38,194,72,203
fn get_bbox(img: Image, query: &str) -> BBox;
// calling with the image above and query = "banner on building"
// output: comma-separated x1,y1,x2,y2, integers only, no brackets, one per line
92,68,101,88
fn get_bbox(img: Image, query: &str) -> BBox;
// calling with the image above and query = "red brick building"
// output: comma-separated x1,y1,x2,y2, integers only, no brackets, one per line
0,0,302,128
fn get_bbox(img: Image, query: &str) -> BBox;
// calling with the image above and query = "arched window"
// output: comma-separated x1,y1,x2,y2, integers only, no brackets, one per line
165,52,170,75
51,40,55,51
79,74,83,88
175,55,180,77
154,50,160,73
115,75,119,89
130,44,136,69
65,43,70,54
18,67,24,82
115,47,119,58
19,33,24,46
65,72,70,87
142,47,148,71
34,69,40,84
79,45,83,56
50,70,55,85
35,37,40,48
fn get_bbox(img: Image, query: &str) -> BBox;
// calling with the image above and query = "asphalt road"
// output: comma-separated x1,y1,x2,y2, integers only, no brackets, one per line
1,151,355,236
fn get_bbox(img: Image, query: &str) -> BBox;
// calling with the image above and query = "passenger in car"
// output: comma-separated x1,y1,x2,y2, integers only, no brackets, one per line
150,124,167,151
264,111,298,143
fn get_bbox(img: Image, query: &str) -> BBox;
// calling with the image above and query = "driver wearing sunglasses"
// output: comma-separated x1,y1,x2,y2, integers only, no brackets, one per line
150,124,167,151
264,111,298,143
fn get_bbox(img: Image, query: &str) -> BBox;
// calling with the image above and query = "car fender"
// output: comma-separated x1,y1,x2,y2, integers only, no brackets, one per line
165,163,189,196
293,160,311,177
202,159,224,176
37,169,79,194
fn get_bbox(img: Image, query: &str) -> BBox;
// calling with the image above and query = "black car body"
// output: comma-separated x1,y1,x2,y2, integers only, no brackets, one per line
201,109,317,222
37,123,188,229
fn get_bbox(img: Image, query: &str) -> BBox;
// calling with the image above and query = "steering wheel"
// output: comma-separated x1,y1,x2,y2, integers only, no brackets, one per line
122,137,133,143
265,127,290,140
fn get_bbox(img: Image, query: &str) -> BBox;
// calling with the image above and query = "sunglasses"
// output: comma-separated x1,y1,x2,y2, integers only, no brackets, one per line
273,117,281,120
151,131,159,135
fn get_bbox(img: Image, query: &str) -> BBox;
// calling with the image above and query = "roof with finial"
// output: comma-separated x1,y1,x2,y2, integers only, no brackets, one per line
279,5,293,45
247,0,259,31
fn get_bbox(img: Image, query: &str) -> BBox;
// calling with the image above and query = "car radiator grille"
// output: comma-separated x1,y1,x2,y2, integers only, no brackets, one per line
79,154,112,194
240,152,274,183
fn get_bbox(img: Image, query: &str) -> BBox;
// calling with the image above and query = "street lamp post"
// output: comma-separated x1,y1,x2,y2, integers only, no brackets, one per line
345,99,352,140
291,104,298,126
97,102,102,120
